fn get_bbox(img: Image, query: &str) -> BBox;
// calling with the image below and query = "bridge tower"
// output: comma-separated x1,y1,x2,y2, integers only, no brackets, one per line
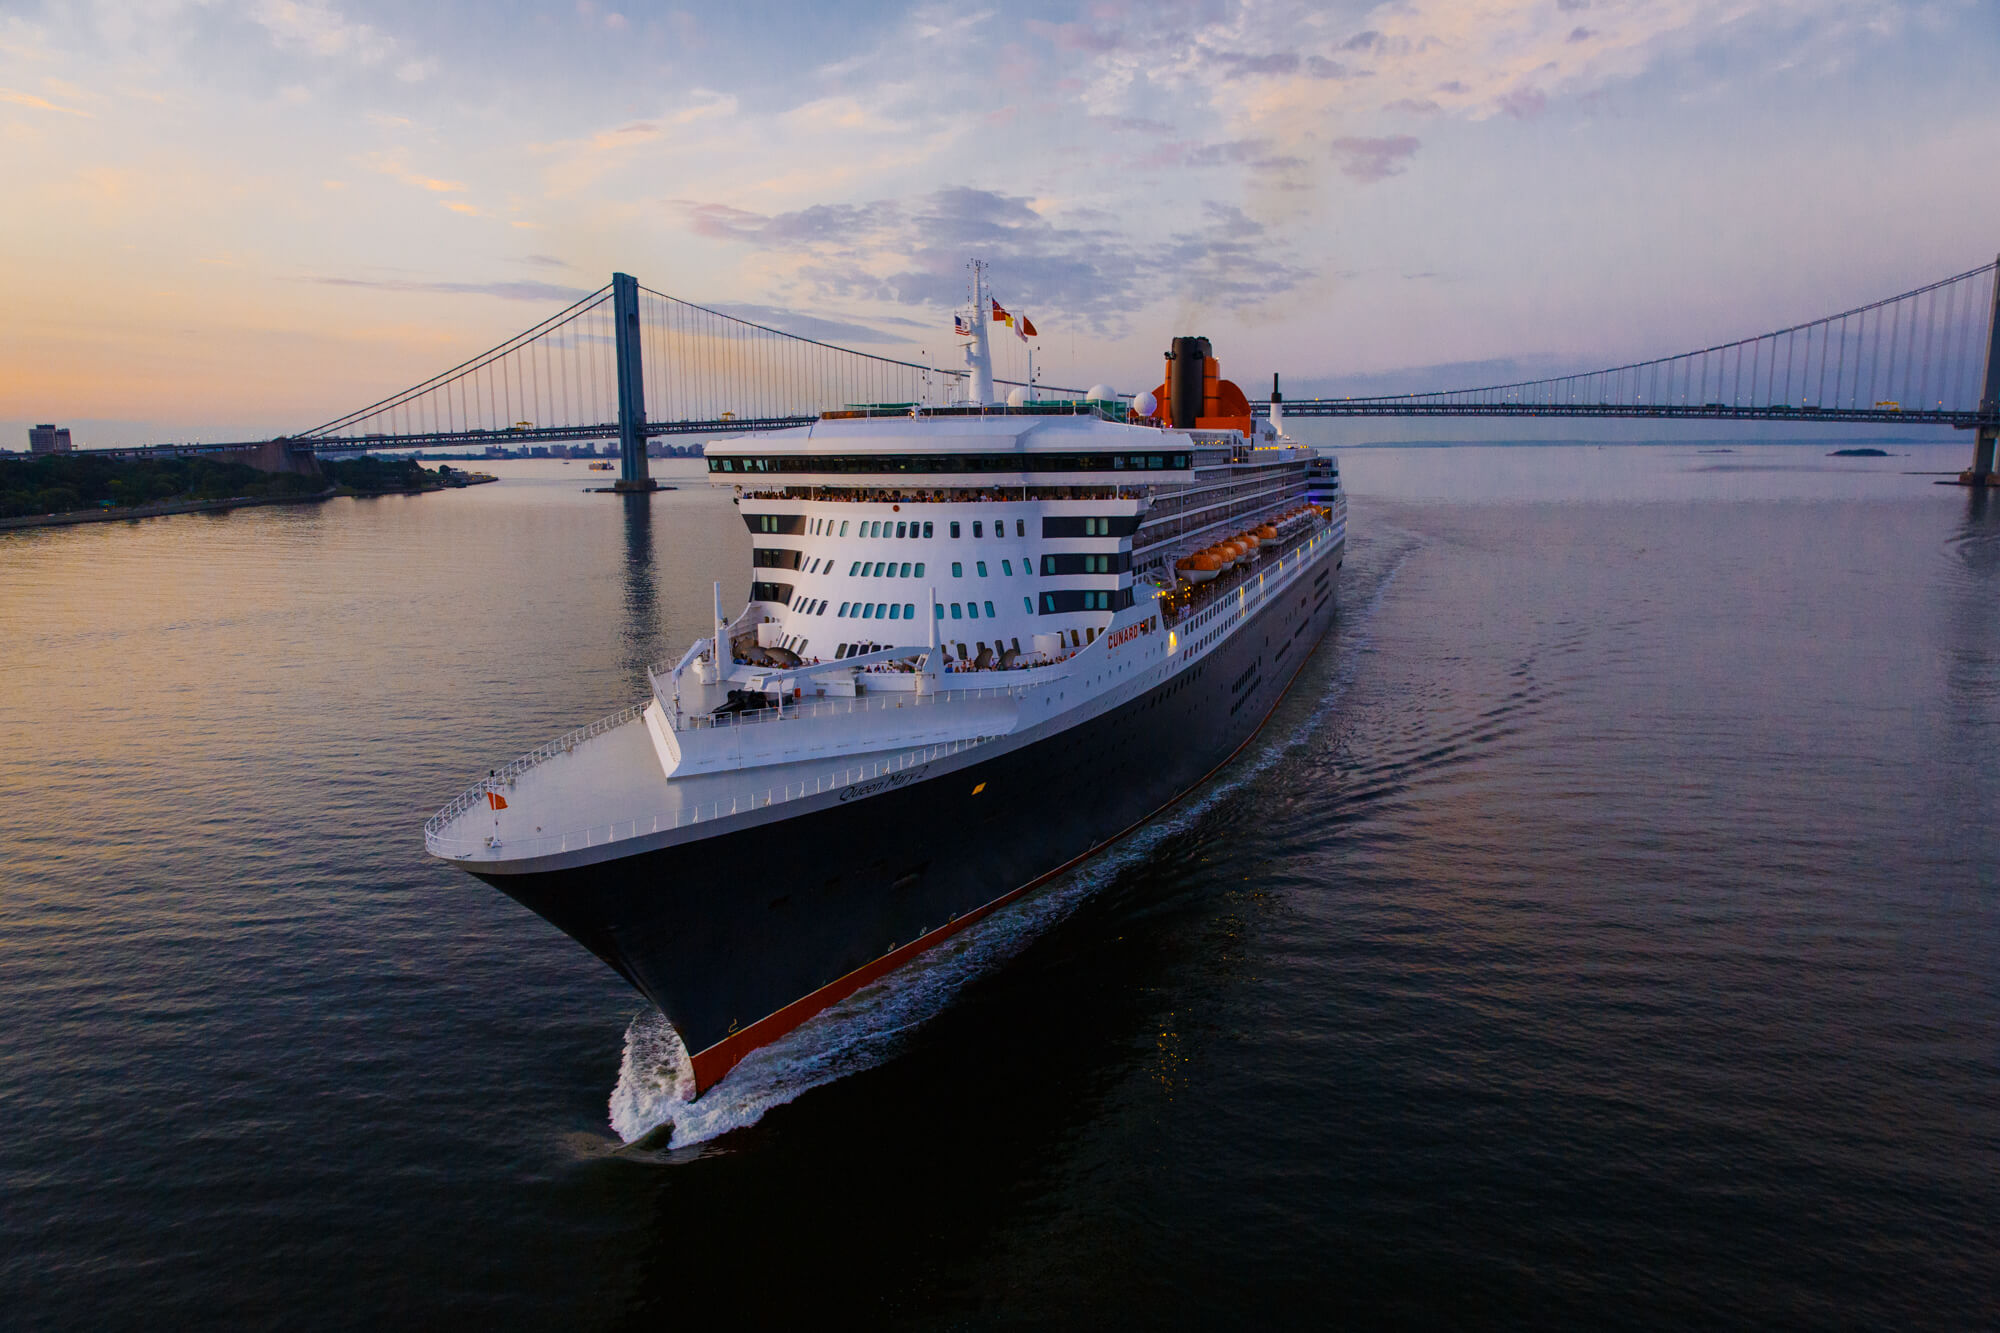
611,272,656,492
1971,253,2000,486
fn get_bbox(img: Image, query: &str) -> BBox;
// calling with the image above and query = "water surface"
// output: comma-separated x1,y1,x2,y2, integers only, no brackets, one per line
1,445,1994,1328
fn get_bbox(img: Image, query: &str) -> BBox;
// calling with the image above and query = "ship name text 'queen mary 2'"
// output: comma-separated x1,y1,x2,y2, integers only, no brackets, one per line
425,263,1348,1097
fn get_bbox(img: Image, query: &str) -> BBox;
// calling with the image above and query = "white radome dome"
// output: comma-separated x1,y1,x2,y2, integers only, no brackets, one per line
1007,387,1029,407
1086,383,1116,403
1134,390,1158,417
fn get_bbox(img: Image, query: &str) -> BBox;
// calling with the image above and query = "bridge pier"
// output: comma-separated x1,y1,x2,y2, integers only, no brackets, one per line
611,271,656,493
1963,252,2000,487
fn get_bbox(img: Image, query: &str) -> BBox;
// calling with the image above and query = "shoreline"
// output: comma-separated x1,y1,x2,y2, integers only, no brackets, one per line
0,488,338,532
0,471,497,533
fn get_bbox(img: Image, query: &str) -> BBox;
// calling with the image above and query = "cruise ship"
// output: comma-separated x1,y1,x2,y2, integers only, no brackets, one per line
425,274,1347,1096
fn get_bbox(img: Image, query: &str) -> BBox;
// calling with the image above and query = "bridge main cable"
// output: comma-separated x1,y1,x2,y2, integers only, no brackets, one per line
1273,258,2000,431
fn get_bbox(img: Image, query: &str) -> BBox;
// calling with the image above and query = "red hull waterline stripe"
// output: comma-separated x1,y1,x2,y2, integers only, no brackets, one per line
687,620,1335,1096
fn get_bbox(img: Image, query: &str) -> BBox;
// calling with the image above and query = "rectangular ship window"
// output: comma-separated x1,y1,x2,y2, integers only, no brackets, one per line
896,522,907,538
952,562,963,578
950,522,961,539
903,603,915,619
860,604,873,619
914,563,925,577
984,601,995,618
839,521,849,536
1016,520,1026,537
899,562,911,577
976,561,987,577
888,605,901,620
950,604,963,619
923,522,933,538
967,602,979,619
1023,596,1033,614
838,603,849,617
1001,560,1013,576
876,603,887,618
972,521,983,538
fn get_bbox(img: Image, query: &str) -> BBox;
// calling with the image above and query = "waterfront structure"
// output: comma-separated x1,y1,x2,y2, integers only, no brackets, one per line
28,425,72,455
426,274,1347,1096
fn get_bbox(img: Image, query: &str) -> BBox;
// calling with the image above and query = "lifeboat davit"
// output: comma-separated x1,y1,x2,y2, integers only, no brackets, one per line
1176,551,1221,583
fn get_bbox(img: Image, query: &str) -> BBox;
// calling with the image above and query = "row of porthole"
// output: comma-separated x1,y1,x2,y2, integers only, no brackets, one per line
809,517,1031,540
799,557,1041,581
818,598,1034,622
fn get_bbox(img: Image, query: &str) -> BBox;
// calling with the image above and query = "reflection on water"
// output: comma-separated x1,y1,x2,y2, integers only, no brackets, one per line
619,492,662,691
1,446,1996,1330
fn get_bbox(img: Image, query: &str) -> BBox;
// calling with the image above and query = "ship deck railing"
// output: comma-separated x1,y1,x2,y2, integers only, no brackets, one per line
733,485,1159,503
669,681,1026,732
424,702,647,842
424,733,1000,861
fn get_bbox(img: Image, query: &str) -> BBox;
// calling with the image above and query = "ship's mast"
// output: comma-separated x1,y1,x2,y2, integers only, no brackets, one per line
966,260,994,406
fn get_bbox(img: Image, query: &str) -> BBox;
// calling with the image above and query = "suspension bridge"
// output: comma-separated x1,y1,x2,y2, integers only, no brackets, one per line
100,255,2000,486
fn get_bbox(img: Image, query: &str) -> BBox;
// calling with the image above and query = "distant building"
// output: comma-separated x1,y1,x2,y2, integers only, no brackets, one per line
28,424,73,455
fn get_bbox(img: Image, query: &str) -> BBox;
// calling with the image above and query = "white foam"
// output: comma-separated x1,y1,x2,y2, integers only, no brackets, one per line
607,541,1414,1150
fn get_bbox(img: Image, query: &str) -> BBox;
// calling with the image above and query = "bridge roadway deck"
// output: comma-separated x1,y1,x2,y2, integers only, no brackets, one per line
75,404,1998,463
1259,402,1994,428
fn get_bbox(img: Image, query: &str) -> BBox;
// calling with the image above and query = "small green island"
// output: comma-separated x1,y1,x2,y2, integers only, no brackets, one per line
1,452,490,527
1828,448,1890,457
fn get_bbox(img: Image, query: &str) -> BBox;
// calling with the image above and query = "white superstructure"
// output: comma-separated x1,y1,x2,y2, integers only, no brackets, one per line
427,398,1342,869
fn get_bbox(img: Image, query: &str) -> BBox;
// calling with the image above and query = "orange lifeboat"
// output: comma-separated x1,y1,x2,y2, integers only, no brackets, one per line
1220,539,1247,566
1256,524,1279,541
1177,550,1221,583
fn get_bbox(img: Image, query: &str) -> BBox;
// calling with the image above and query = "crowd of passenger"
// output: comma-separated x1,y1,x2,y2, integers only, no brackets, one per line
735,486,1135,504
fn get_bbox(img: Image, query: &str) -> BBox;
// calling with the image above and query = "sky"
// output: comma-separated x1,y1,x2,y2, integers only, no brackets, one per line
3,0,1997,445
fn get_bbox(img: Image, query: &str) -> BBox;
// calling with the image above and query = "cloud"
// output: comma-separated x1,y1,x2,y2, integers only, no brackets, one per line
310,277,594,302
674,185,1308,327
1385,97,1439,114
1568,27,1597,44
1217,51,1300,77
0,87,90,116
367,156,466,192
249,0,394,65
519,254,570,268
1095,114,1176,135
1026,19,1123,53
1328,135,1420,182
708,304,912,345
1497,87,1548,118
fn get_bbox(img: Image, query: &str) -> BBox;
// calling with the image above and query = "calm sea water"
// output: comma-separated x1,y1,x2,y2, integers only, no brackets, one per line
2,445,1995,1329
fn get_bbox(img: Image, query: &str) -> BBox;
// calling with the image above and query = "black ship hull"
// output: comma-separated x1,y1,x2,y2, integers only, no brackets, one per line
479,541,1343,1092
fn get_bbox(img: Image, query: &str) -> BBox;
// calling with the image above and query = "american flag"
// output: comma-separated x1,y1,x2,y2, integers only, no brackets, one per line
953,314,970,336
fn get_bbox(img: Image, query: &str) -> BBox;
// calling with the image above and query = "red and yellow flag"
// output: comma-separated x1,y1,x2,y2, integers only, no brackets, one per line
991,299,1012,326
486,790,509,810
